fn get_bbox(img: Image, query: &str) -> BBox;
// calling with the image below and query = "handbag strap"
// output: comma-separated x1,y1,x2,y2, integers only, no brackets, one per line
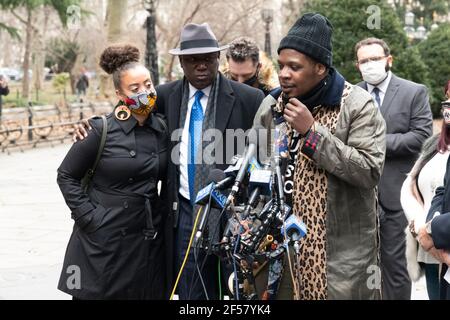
92,115,108,174
83,115,107,189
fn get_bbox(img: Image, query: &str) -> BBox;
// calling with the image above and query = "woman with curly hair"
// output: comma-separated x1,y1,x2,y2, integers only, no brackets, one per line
57,44,169,300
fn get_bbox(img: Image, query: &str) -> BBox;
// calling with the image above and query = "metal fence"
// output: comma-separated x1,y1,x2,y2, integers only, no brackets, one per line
0,102,113,154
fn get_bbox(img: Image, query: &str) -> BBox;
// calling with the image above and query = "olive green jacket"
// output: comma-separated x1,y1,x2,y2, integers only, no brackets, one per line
253,84,386,299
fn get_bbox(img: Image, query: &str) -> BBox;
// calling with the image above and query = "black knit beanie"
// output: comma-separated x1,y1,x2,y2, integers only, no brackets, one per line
278,13,333,67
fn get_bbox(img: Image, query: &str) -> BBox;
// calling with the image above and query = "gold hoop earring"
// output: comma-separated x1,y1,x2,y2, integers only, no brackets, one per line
115,105,131,121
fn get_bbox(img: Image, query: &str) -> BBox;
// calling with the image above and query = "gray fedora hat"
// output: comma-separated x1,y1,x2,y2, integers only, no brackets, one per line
169,23,229,55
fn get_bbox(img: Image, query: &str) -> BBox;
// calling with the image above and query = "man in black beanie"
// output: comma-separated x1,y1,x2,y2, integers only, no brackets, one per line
252,13,386,300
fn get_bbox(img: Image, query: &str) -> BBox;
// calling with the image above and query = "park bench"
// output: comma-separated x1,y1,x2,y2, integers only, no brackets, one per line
0,107,29,149
91,101,113,115
66,102,93,121
0,104,76,153
0,101,113,154
28,105,64,140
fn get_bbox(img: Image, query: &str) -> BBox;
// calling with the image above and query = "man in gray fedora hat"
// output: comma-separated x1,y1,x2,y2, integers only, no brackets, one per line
156,23,264,300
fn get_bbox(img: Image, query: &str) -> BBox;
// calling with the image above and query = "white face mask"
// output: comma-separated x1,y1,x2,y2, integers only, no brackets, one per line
359,60,388,85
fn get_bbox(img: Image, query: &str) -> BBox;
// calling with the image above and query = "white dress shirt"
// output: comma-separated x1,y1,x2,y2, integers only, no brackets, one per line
179,83,211,200
367,71,392,108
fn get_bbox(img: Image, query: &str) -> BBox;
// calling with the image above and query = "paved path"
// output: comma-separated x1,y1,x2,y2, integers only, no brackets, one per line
0,144,429,300
0,144,72,300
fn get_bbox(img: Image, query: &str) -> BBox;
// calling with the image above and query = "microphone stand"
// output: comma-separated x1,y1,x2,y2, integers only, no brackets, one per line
218,120,293,300
188,186,215,300
261,114,290,300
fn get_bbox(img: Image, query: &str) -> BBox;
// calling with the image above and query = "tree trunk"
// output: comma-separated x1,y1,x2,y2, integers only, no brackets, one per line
107,0,127,42
99,0,128,98
33,7,50,103
165,55,176,82
145,0,159,85
22,6,33,100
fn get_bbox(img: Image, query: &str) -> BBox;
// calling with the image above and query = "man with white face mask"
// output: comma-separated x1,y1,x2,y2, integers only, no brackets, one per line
356,37,433,300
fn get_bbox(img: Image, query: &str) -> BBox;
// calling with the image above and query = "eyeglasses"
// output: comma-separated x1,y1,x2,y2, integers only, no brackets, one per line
357,56,387,65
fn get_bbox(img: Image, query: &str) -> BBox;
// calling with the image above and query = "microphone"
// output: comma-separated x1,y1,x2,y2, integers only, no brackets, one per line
270,101,290,160
195,183,227,208
208,168,235,190
225,143,257,207
282,214,306,240
193,171,228,248
242,168,272,218
234,143,257,187
248,168,272,196
221,154,262,243
281,214,307,254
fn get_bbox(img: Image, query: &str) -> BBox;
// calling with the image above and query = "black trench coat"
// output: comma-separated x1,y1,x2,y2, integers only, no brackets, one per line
57,111,169,299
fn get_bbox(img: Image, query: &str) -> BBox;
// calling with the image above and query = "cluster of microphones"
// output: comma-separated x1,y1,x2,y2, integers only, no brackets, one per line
191,137,307,299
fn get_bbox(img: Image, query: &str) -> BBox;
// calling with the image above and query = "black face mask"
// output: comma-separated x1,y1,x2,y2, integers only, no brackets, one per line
243,73,258,87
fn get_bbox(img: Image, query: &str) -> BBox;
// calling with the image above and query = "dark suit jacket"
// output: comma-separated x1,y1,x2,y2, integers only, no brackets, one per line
358,74,433,211
428,156,450,299
428,155,450,250
155,73,264,293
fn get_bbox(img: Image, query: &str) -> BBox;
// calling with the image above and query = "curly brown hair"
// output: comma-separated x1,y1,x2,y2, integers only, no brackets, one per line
226,37,260,64
99,44,141,89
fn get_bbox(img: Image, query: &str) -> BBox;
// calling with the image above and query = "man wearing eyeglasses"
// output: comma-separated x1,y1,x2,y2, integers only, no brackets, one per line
355,37,433,300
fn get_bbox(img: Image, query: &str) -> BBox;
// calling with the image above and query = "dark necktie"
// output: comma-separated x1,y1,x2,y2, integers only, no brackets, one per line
372,87,381,108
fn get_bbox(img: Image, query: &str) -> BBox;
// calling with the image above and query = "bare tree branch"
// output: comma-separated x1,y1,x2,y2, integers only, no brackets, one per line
183,3,201,25
166,2,201,53
217,1,263,42
11,9,39,33
10,9,28,25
